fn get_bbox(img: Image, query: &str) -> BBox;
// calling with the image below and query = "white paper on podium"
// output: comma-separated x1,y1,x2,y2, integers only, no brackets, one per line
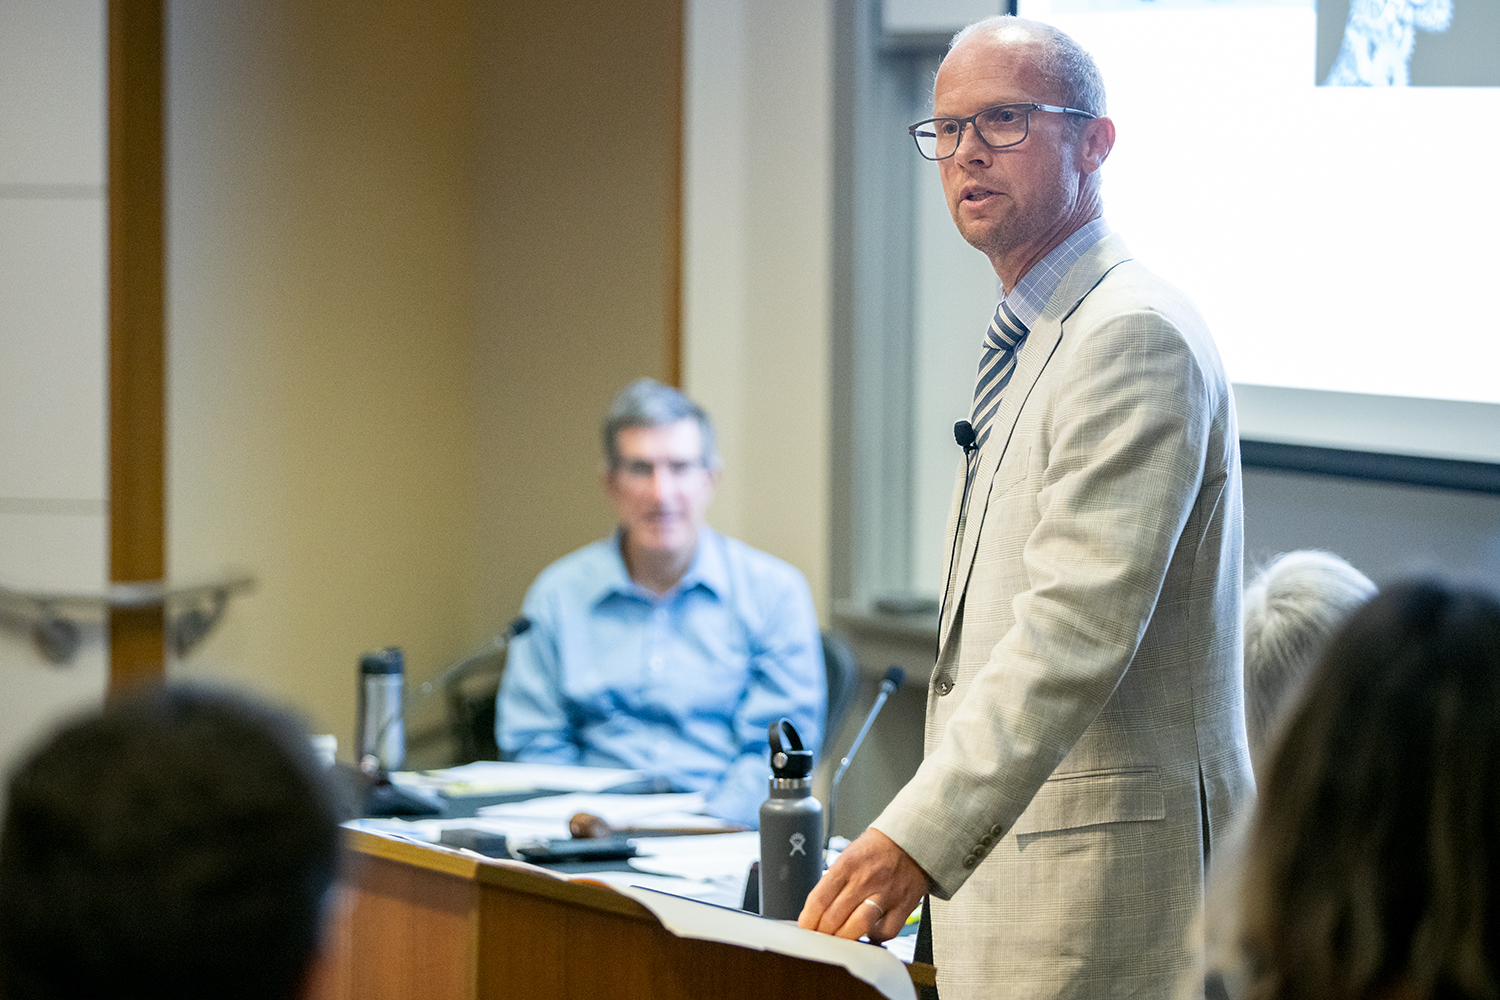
616,885,917,1000
476,791,738,833
629,830,760,879
595,831,761,908
395,761,643,795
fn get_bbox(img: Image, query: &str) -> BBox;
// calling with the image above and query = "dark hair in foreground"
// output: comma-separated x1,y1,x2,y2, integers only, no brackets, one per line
1240,579,1500,1000
0,686,345,1000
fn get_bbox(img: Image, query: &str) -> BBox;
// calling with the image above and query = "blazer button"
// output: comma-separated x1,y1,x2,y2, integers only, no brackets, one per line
989,824,1004,837
935,677,954,696
962,854,978,868
979,834,993,848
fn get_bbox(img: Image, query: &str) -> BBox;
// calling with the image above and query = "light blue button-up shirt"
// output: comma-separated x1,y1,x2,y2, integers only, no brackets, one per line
496,528,825,826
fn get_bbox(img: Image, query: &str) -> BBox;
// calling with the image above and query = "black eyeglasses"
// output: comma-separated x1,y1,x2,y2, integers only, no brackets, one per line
908,103,1096,161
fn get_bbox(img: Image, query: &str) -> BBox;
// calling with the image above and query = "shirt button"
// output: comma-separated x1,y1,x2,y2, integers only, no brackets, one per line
649,655,665,674
935,677,954,696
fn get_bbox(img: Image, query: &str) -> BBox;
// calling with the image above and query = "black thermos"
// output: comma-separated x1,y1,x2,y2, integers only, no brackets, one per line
758,718,823,919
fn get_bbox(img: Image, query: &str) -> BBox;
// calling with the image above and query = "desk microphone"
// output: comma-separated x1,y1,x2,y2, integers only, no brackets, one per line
824,665,905,852
417,616,532,699
357,617,531,816
363,616,532,773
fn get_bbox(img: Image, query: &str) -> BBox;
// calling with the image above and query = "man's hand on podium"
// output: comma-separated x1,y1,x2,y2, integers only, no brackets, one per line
798,828,929,944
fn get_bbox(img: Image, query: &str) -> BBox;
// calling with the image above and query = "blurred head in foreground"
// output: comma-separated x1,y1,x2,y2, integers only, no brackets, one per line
0,685,345,1000
1239,579,1500,1000
1242,550,1376,775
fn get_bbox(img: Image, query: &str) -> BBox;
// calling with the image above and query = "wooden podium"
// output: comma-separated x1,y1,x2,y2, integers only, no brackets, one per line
317,829,933,1000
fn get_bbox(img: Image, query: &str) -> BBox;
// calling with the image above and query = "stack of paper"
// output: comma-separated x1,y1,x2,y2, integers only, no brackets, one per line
477,791,739,837
391,761,644,797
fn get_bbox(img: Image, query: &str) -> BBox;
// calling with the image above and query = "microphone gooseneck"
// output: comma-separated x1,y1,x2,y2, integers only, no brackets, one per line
824,665,906,852
363,616,532,776
418,616,532,697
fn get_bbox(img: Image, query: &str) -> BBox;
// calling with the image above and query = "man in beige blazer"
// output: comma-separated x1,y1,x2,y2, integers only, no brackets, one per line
800,16,1253,998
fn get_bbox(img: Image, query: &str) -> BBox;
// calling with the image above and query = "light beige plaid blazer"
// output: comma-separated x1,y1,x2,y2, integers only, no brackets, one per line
874,233,1253,999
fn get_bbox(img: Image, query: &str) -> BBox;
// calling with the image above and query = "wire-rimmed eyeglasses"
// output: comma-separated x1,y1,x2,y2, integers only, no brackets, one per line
908,103,1096,161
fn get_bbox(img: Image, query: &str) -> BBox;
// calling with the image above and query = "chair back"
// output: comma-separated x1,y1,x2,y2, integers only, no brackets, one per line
820,630,860,757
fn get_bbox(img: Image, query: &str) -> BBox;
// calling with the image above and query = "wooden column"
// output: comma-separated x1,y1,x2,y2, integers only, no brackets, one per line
664,0,684,387
107,0,167,691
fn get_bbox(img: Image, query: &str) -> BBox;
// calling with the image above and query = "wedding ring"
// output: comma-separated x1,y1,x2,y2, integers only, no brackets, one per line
861,898,886,919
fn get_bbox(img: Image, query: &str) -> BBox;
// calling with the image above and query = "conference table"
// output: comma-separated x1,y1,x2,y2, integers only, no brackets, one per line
314,771,936,1000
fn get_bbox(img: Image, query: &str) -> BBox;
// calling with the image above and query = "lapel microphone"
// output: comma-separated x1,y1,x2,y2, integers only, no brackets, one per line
954,419,977,454
939,419,981,642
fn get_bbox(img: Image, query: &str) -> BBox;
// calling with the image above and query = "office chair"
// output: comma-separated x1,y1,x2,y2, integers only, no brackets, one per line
820,630,860,757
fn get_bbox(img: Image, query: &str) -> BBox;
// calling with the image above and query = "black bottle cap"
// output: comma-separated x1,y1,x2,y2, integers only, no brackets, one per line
360,647,404,676
769,718,813,779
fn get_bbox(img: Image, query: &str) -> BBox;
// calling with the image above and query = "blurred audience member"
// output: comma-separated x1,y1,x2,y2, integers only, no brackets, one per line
1243,550,1375,775
1231,579,1500,1000
0,685,346,1000
498,378,824,827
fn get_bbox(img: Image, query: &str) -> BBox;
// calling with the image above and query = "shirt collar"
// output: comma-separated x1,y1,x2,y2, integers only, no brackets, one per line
1003,217,1112,331
593,526,728,606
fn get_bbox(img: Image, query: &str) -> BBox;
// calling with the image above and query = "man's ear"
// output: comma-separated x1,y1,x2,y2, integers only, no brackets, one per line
1077,115,1115,175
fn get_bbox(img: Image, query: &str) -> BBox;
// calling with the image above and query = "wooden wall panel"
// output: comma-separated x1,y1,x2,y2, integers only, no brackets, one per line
107,0,166,688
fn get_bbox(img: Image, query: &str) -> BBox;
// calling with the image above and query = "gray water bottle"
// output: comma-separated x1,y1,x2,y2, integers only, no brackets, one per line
759,718,823,919
356,647,405,772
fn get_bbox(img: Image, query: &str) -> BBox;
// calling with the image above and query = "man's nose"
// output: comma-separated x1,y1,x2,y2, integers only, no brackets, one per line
954,121,992,163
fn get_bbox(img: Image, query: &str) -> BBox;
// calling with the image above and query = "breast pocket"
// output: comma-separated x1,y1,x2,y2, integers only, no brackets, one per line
985,445,1033,503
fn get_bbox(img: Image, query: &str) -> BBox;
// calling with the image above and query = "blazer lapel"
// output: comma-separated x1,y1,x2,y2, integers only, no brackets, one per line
936,234,1135,661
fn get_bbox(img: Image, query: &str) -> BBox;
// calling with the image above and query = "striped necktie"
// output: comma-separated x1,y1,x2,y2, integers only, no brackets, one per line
969,300,1029,450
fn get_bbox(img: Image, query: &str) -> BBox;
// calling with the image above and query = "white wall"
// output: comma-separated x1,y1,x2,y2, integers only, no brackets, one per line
683,0,834,616
0,0,109,777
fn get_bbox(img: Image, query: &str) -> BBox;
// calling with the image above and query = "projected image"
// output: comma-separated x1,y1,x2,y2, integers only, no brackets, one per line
1011,0,1500,461
1318,0,1500,85
1322,0,1451,85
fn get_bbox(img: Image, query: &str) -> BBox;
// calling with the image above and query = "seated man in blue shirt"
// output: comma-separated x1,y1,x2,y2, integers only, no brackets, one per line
496,378,825,826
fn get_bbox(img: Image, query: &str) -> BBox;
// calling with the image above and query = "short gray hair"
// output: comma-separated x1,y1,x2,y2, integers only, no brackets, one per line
948,16,1107,118
1243,550,1376,770
602,378,721,471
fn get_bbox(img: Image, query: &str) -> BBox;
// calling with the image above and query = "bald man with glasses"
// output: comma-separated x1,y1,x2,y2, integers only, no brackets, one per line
801,17,1251,999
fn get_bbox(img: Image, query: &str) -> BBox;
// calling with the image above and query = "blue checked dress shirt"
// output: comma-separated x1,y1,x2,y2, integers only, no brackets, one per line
972,218,1113,446
496,527,825,827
